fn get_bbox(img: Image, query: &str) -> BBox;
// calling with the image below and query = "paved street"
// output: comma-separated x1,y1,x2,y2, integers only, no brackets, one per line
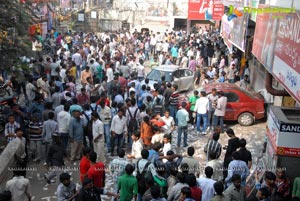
24,120,266,200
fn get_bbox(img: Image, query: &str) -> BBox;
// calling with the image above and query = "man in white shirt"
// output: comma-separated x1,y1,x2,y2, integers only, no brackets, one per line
6,169,32,201
71,50,82,78
194,91,209,135
150,34,157,54
156,41,163,56
110,109,128,156
161,110,175,135
57,104,71,152
127,131,143,162
212,91,227,133
91,111,105,162
163,40,169,53
180,53,189,68
50,59,60,80
106,64,114,97
137,59,145,82
197,166,216,201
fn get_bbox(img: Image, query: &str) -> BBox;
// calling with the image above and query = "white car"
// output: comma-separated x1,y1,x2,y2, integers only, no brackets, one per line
141,65,194,91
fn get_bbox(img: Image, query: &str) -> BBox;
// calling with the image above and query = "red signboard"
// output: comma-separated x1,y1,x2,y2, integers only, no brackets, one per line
252,10,300,103
277,146,300,157
251,7,276,72
188,0,224,20
274,14,300,74
272,13,300,104
212,1,224,20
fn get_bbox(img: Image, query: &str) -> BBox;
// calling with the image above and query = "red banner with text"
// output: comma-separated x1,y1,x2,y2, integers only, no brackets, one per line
272,13,300,103
251,11,273,72
252,11,300,103
188,0,224,20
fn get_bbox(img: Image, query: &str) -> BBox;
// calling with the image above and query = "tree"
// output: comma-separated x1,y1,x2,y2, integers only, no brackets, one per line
0,0,34,72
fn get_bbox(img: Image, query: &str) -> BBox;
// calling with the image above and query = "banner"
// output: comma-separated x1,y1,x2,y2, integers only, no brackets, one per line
173,0,188,17
220,14,233,52
272,13,300,103
188,0,224,20
251,11,276,72
228,12,249,52
146,0,168,17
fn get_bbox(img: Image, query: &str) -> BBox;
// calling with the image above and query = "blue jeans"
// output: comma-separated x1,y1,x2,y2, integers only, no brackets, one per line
104,124,111,151
169,105,178,125
127,131,133,148
60,132,69,153
107,81,113,97
197,113,208,132
111,133,124,155
208,110,215,127
228,79,234,83
213,115,224,133
177,125,188,147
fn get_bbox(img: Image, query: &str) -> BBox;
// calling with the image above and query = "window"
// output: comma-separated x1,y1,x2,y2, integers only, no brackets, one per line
147,69,173,82
184,69,193,77
224,92,239,102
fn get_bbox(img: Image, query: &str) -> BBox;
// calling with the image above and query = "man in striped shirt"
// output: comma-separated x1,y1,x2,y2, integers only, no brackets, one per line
27,114,43,162
4,115,20,143
205,132,222,161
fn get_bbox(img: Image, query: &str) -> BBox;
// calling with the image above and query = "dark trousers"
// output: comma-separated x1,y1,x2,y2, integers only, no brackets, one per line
60,133,69,153
111,133,124,155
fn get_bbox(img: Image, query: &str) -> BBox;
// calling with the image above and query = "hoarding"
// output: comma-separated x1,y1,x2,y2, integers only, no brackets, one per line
188,0,224,20
173,0,188,17
228,12,249,52
272,13,300,104
252,10,279,73
220,14,233,52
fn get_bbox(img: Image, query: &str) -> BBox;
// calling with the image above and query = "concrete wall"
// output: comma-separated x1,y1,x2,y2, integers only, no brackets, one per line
0,139,22,190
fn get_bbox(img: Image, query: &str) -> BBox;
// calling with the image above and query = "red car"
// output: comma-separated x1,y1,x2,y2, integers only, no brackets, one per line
186,83,265,126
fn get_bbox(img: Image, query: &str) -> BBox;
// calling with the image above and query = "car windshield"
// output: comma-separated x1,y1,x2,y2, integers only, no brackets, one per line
146,69,173,82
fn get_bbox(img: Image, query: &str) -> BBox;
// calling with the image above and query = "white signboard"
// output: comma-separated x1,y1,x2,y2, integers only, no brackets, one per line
91,11,97,19
78,13,84,22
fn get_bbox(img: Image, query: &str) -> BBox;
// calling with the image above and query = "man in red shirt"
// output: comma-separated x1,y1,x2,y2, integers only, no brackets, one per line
79,147,91,182
77,88,90,106
87,151,105,188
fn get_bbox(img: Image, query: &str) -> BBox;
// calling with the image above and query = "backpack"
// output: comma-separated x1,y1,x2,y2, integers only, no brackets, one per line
136,160,153,194
128,108,138,131
83,105,98,137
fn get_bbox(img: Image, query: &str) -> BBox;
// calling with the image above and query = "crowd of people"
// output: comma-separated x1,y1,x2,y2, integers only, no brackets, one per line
0,27,297,201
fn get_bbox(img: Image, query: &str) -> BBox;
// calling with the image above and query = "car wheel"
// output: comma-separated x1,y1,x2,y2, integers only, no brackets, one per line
238,112,254,126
